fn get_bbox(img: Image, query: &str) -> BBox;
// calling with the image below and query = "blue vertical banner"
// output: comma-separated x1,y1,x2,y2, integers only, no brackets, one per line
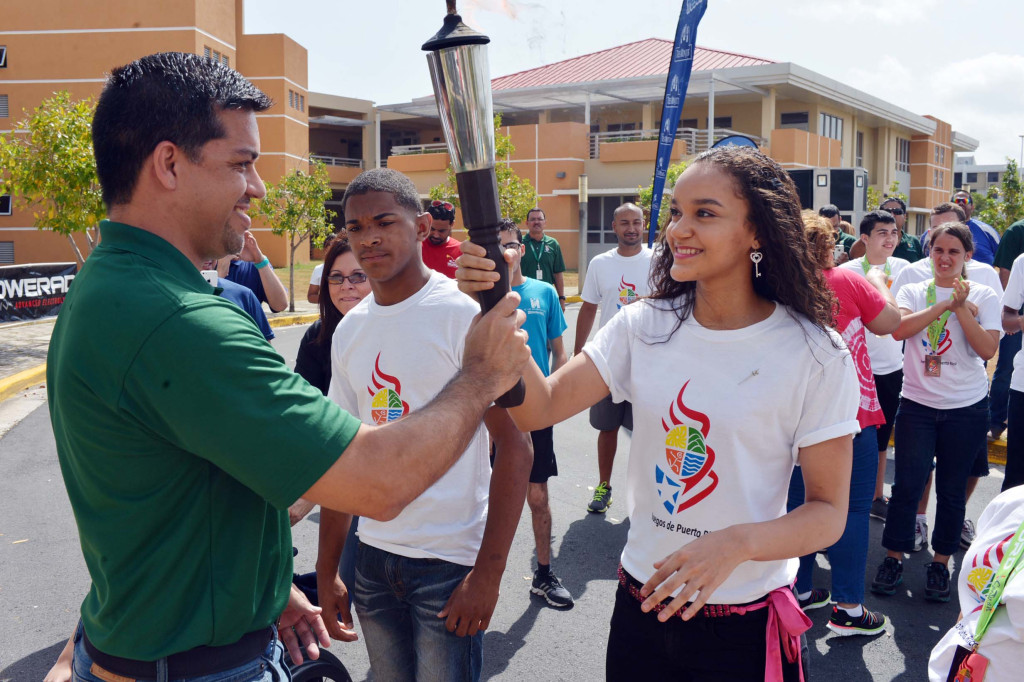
647,0,707,247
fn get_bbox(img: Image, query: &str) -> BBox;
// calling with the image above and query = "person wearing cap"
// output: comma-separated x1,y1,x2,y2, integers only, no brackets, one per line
953,190,1000,265
878,196,924,263
422,199,463,279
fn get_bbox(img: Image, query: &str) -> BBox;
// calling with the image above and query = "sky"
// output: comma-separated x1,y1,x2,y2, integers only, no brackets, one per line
245,0,1024,165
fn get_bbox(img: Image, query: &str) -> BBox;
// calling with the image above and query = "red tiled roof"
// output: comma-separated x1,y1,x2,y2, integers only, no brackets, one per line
492,38,774,91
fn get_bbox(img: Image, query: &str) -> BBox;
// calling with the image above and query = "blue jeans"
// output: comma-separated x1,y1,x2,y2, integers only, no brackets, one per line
339,516,359,606
787,426,876,604
354,542,482,682
991,332,1021,430
884,397,988,557
72,623,289,681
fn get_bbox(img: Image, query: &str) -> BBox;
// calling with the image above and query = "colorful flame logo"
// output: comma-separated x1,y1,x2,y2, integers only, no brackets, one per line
366,352,410,425
655,380,719,514
617,275,638,308
965,531,1013,607
922,329,952,356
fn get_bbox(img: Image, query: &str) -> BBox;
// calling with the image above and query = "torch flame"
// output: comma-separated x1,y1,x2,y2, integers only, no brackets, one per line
366,353,409,414
619,275,636,292
660,380,709,437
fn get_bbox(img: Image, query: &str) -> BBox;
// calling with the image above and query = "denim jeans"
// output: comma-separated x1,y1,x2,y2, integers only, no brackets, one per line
884,397,988,557
71,623,290,682
339,516,359,606
354,542,481,682
1005,390,1024,491
787,425,876,604
990,332,1021,430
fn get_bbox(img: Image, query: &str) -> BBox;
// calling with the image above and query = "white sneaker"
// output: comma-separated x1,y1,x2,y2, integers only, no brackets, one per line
913,519,928,552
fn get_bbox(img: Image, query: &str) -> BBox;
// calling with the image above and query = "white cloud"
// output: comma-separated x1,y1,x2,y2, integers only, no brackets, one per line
787,0,938,21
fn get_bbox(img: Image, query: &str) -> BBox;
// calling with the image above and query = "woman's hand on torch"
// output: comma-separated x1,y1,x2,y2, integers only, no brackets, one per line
456,241,517,301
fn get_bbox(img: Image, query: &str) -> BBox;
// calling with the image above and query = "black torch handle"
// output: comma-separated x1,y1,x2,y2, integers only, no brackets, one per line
455,167,526,408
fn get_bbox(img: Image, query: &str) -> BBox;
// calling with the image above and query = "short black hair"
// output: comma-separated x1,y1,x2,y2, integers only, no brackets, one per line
879,196,907,213
818,204,840,219
860,210,896,236
499,218,522,243
92,52,272,207
341,168,422,217
526,207,546,220
426,200,456,223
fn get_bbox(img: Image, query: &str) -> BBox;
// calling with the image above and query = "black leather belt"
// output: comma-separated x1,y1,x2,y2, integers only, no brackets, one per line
82,626,274,679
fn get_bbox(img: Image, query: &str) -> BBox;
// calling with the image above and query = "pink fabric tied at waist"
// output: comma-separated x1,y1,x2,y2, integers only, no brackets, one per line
731,586,811,682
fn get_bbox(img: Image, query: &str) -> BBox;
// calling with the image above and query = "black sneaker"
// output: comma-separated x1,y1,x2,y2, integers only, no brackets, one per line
826,605,887,637
925,562,951,602
871,557,903,596
798,588,831,611
531,570,574,608
588,482,612,513
869,497,889,521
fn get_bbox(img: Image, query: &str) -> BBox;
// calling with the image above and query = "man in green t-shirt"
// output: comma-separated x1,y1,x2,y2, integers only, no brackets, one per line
521,208,567,310
46,52,529,682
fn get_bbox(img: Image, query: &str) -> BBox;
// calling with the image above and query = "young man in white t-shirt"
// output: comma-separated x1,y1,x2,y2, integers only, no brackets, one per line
574,203,655,513
316,169,532,681
840,210,911,523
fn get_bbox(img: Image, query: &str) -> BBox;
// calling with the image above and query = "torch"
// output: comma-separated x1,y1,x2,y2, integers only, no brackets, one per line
423,1,525,407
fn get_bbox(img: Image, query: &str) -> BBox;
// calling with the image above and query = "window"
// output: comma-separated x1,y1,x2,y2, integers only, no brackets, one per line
896,138,910,172
0,194,11,215
0,242,13,265
779,112,809,130
966,172,978,183
203,46,211,59
934,169,945,187
288,90,294,108
587,195,639,244
221,54,229,67
856,131,864,167
606,123,638,132
681,118,699,129
0,46,7,68
989,171,1000,183
0,94,7,118
940,147,946,165
299,95,305,112
819,113,843,141
712,116,732,129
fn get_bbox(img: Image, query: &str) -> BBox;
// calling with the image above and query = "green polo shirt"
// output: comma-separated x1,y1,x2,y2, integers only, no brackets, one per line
47,220,362,660
837,231,857,254
994,219,1024,270
892,230,924,263
521,234,566,286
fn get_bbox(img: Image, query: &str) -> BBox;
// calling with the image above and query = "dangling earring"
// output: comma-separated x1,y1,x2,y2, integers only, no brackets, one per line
750,250,763,278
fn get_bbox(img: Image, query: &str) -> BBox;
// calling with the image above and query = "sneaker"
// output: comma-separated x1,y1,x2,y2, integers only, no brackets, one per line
588,482,612,513
531,570,574,608
913,518,929,552
925,562,951,602
869,497,889,521
989,426,1005,442
798,588,831,611
871,557,903,596
961,519,976,549
826,606,887,637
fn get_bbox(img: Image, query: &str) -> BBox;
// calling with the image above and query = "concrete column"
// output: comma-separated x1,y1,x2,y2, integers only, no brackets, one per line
584,93,591,126
642,102,653,131
707,76,715,150
538,110,551,125
375,112,382,169
760,87,776,144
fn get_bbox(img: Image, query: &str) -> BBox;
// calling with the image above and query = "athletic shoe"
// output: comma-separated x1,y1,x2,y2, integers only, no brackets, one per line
961,519,976,549
871,557,903,596
588,482,612,513
869,497,889,521
913,519,929,552
988,426,1005,442
826,606,887,637
531,570,574,608
798,588,831,611
925,562,951,602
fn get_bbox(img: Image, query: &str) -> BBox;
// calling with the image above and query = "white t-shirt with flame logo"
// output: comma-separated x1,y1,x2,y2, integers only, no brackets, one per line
581,246,655,331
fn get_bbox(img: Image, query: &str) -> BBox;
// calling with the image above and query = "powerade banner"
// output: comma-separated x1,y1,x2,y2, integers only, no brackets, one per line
0,263,77,322
648,0,707,247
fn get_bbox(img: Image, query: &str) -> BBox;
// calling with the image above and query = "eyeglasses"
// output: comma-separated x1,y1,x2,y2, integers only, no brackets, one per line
327,272,368,285
953,196,972,206
430,200,454,211
882,206,905,216
501,242,521,250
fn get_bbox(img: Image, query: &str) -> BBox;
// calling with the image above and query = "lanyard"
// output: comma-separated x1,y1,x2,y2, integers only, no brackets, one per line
862,258,891,278
925,279,954,354
529,239,545,266
974,517,1024,644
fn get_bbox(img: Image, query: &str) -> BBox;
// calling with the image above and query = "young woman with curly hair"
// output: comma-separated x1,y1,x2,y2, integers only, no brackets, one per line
457,146,860,681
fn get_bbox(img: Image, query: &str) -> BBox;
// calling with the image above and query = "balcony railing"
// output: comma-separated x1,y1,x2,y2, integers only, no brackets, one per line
389,143,449,156
310,154,363,168
588,128,764,159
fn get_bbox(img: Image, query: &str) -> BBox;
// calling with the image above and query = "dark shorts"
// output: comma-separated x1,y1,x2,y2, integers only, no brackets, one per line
529,426,558,484
590,395,633,432
874,369,903,451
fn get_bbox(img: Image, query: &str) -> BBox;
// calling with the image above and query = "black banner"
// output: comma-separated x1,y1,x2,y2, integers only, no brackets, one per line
0,263,77,322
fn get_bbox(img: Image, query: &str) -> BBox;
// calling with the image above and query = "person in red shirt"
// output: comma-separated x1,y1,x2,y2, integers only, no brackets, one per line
422,200,462,279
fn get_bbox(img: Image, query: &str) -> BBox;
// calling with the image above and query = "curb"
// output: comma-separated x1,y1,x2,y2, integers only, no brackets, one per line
566,295,582,304
268,313,319,329
0,363,47,403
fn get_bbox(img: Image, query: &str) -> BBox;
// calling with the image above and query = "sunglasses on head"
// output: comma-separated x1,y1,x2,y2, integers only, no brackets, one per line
431,200,454,211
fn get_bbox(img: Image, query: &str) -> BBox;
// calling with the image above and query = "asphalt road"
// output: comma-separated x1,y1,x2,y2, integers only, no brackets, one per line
0,304,1008,681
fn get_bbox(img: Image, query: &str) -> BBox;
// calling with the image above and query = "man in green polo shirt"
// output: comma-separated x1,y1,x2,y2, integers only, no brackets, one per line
521,208,567,311
879,196,924,263
47,52,529,682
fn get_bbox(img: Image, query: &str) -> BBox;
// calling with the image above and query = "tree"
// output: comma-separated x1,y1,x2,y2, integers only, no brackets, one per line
973,159,1023,232
429,114,538,225
866,180,907,212
636,160,688,239
252,159,335,312
0,91,104,267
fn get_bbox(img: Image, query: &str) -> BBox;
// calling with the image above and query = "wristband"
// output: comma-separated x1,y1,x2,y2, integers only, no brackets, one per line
254,257,270,270
558,296,566,300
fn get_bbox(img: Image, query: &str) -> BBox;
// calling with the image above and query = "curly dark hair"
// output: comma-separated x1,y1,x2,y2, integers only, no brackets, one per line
648,146,836,336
